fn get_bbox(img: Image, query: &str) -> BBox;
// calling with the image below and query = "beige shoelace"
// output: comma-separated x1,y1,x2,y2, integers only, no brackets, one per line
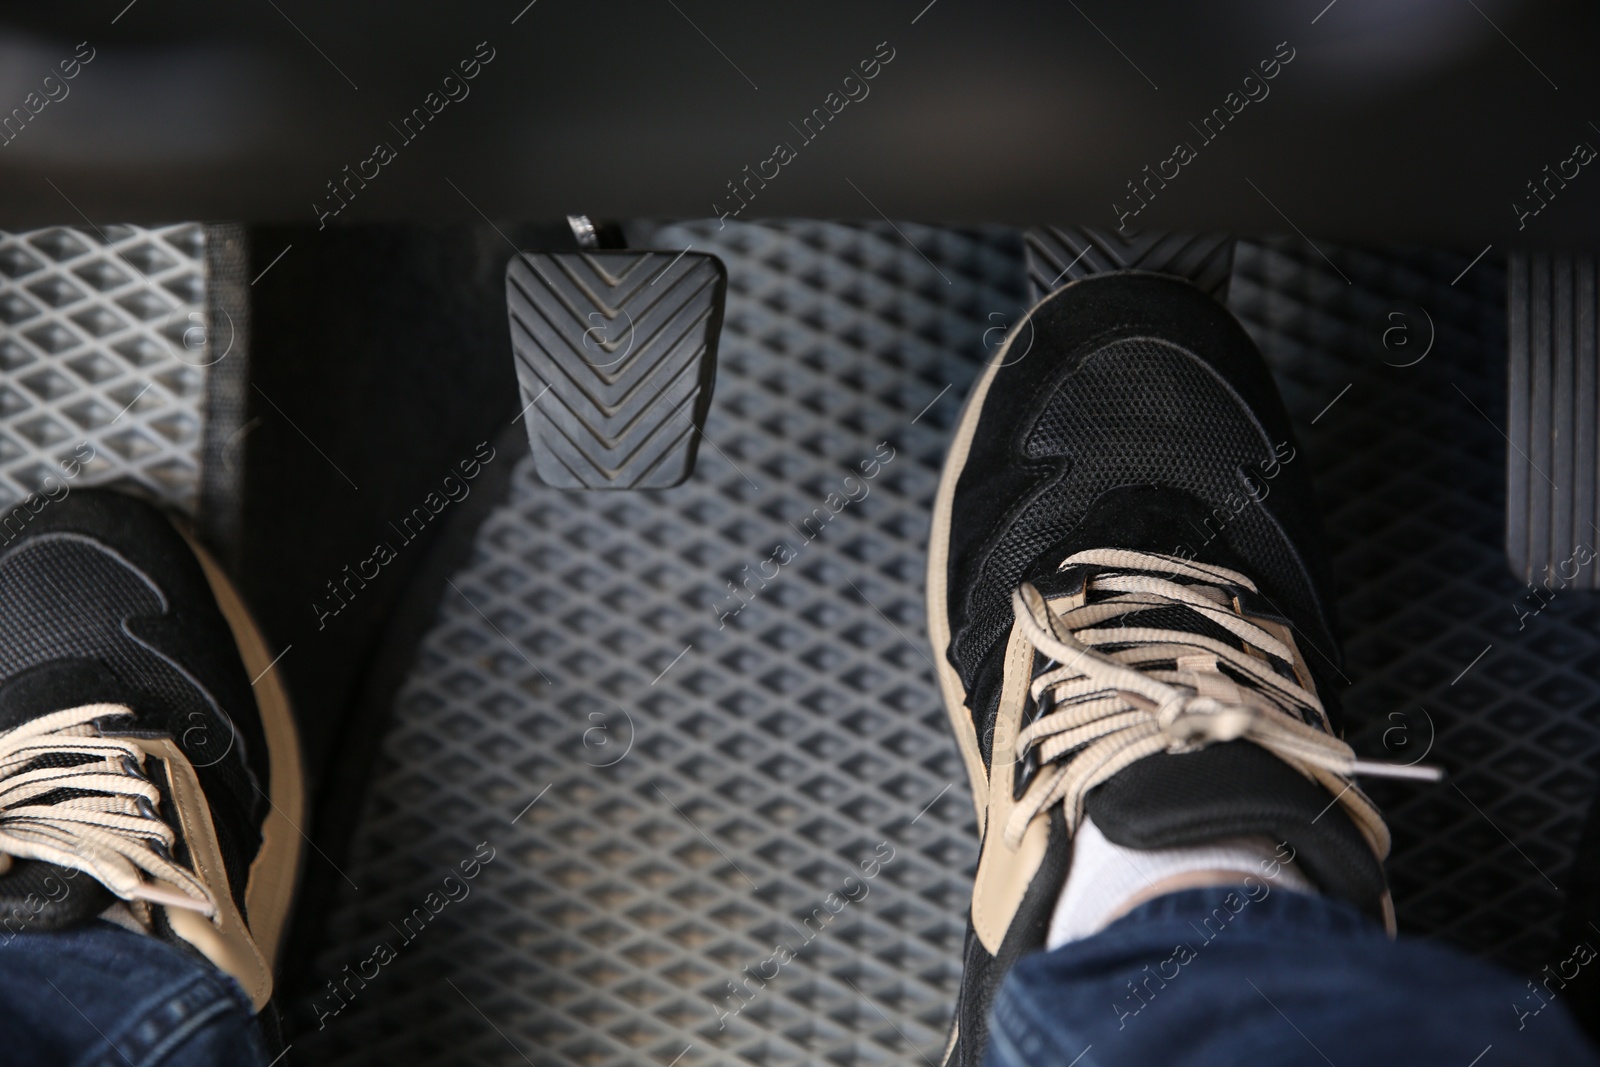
1004,548,1439,855
0,703,215,915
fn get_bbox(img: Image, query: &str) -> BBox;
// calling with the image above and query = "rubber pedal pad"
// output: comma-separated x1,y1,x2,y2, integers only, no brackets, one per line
1023,226,1235,304
1507,252,1600,589
506,250,726,489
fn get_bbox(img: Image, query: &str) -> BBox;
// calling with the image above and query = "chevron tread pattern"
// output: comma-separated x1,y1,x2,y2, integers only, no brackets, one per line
507,251,726,489
1023,226,1235,304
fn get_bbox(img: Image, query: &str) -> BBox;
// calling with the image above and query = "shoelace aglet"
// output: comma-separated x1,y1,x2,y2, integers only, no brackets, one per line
131,882,214,916
1350,759,1444,783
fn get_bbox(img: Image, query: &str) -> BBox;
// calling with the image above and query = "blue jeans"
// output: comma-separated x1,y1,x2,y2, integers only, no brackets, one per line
0,920,267,1066
986,886,1599,1067
5,894,1595,1065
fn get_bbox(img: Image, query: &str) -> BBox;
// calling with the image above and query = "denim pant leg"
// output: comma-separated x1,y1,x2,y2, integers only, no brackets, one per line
0,919,268,1067
986,886,1600,1067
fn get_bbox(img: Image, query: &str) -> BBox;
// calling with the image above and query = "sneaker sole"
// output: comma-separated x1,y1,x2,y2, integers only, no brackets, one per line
183,531,306,985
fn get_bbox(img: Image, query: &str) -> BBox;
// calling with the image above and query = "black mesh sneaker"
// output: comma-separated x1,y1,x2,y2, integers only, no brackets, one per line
0,488,302,1014
926,272,1421,1065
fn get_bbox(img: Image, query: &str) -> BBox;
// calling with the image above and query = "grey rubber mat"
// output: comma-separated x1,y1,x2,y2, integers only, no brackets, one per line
290,225,1599,1064
293,221,1023,1065
0,224,209,513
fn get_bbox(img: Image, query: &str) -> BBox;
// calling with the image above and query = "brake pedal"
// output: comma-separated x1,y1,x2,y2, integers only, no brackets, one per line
506,248,726,490
1024,226,1235,303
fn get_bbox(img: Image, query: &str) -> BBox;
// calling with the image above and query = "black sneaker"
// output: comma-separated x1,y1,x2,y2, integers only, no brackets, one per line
926,272,1407,1065
0,488,302,1012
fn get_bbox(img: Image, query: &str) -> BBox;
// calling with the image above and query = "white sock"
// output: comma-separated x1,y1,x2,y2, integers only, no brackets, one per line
98,899,153,935
1045,816,1317,949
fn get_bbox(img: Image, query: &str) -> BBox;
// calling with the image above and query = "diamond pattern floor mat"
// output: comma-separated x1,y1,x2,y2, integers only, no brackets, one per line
0,225,209,513
288,226,1600,1065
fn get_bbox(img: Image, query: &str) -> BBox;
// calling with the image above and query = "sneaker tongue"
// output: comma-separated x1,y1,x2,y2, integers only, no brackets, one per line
1084,741,1389,917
